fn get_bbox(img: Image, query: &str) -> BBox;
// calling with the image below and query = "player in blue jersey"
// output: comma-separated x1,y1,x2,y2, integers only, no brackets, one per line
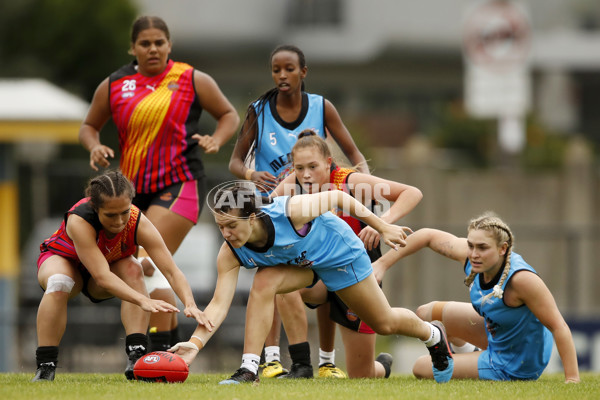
372,212,580,383
270,131,423,378
169,184,455,384
229,44,368,189
228,44,368,378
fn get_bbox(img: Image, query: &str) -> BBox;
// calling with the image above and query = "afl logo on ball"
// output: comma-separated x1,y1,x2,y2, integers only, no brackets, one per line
143,354,161,364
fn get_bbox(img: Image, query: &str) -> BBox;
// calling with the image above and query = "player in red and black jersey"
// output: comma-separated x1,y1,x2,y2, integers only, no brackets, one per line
32,170,210,382
78,16,239,353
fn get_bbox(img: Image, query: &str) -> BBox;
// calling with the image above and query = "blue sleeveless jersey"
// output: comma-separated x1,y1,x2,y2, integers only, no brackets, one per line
253,93,326,184
467,252,553,379
227,196,372,291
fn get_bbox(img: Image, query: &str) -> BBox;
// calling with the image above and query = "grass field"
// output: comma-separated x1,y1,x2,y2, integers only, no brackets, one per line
1,373,598,400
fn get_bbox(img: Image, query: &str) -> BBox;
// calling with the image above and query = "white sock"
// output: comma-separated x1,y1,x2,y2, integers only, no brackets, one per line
451,342,477,353
241,353,261,375
319,349,335,366
264,346,281,363
421,322,441,347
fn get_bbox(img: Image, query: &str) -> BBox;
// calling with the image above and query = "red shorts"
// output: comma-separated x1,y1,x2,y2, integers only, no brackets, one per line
36,250,111,303
37,250,56,270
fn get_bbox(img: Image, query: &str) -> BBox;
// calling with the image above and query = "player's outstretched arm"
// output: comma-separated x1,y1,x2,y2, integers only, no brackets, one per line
136,214,205,323
288,190,412,249
170,243,241,365
372,228,469,281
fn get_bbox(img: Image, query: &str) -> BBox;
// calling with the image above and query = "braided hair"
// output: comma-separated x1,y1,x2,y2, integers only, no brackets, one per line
85,170,135,211
464,212,514,301
237,45,307,166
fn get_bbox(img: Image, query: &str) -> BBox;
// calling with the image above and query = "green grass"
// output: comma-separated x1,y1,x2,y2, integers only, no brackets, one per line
1,373,598,400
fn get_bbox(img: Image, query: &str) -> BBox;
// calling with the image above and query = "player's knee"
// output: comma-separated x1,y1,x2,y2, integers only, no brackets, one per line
252,269,280,295
122,259,145,281
370,321,394,336
415,301,436,321
45,273,75,294
412,355,431,379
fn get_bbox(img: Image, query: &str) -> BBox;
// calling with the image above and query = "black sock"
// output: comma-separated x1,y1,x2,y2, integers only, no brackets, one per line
289,342,311,366
125,333,148,356
36,346,58,367
148,331,171,352
168,326,180,346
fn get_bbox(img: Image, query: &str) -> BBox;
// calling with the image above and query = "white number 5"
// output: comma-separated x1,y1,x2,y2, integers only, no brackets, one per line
269,132,277,146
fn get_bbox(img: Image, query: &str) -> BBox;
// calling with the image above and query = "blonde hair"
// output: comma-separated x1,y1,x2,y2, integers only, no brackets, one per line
464,212,514,301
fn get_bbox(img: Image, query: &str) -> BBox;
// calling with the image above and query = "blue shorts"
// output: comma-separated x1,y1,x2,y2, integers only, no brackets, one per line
478,350,542,381
313,251,372,292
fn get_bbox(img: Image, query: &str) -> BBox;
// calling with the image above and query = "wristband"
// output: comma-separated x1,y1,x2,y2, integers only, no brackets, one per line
191,335,205,347
245,168,255,180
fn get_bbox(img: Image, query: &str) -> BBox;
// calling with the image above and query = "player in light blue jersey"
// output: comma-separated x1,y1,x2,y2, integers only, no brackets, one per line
372,212,580,383
229,44,368,191
228,44,369,378
169,183,455,384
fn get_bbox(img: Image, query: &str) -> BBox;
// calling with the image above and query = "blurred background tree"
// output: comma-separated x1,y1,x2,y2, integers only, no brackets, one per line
0,0,138,100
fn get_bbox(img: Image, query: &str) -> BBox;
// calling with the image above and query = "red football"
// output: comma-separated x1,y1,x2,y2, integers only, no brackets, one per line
133,351,189,383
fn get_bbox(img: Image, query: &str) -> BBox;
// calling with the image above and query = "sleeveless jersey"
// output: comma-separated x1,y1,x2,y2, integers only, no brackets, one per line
254,92,326,184
297,165,382,260
40,198,140,265
330,166,365,236
227,196,365,271
466,252,553,379
109,59,205,194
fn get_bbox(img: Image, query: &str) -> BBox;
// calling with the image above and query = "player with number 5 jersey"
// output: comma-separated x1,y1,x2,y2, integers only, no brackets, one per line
228,44,369,378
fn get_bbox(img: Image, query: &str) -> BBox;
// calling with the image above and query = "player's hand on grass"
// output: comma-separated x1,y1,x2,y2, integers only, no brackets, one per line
168,341,199,366
184,305,214,331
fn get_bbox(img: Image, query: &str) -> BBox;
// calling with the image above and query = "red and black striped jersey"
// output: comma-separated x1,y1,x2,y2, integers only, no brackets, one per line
40,198,140,265
109,59,205,194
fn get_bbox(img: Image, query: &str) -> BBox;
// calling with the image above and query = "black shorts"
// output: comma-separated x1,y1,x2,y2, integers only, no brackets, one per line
79,266,113,303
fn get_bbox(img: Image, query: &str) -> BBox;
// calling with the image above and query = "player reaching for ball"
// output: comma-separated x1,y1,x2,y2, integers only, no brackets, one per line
228,44,369,379
169,183,454,384
371,213,580,383
79,15,239,354
32,170,210,382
